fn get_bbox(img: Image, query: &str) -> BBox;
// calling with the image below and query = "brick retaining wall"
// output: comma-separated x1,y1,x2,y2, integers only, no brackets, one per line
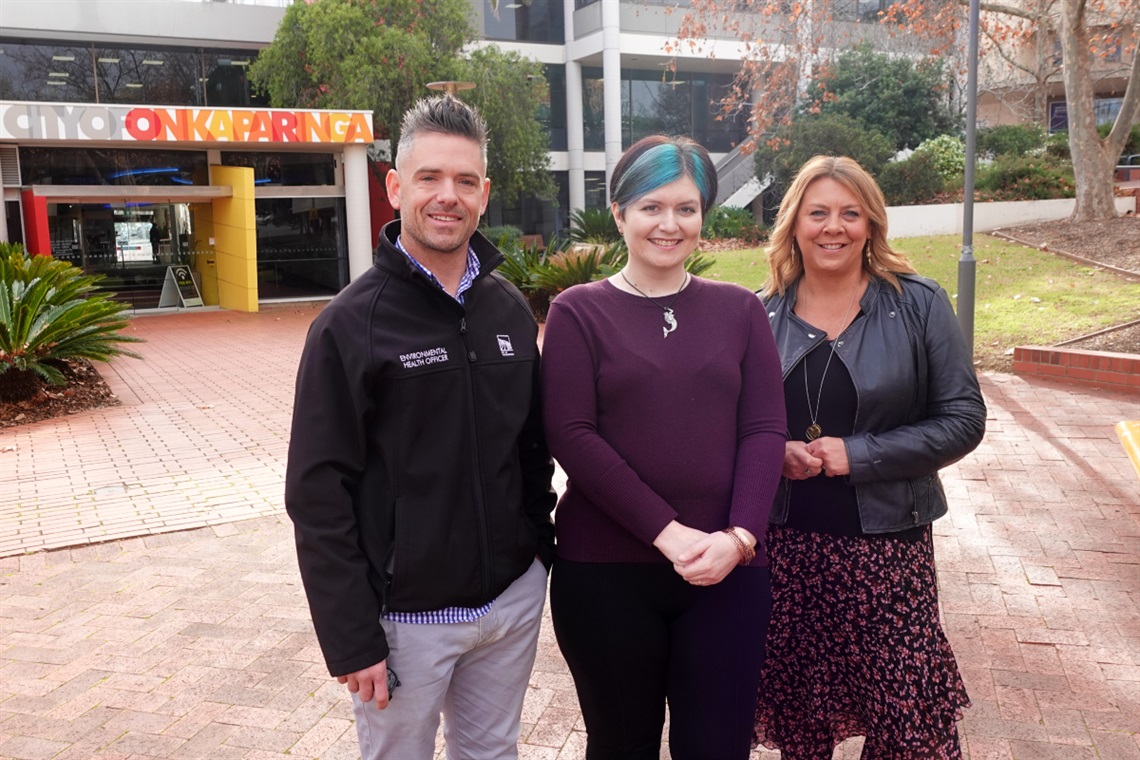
1013,345,1140,395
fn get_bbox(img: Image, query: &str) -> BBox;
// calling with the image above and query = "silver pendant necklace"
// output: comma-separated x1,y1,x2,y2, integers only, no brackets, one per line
620,271,690,338
803,282,861,441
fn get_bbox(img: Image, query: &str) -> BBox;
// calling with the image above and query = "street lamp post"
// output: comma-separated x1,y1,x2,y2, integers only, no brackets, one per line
957,0,981,355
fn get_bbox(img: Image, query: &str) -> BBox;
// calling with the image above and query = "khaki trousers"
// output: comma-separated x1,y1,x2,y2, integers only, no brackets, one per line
352,559,547,760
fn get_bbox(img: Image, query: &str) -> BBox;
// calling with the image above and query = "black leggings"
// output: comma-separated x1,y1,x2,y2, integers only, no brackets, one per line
550,559,771,760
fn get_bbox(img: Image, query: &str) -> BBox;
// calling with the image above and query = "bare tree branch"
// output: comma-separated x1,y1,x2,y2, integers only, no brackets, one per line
1105,43,1140,153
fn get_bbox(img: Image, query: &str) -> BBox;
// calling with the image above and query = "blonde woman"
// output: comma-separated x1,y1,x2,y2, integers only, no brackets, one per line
754,155,985,758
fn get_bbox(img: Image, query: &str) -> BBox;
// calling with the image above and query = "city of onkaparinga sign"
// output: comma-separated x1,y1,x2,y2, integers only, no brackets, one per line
0,100,374,144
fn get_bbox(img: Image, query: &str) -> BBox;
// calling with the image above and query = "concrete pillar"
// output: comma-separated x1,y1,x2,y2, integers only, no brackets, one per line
343,144,372,281
601,0,623,202
564,0,586,215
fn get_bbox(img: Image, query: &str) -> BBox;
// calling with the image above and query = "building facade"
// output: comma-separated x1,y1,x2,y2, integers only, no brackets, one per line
0,0,380,310
975,4,1137,132
10,0,1111,308
0,0,758,307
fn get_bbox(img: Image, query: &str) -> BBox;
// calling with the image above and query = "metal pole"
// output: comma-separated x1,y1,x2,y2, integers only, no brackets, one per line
957,0,980,354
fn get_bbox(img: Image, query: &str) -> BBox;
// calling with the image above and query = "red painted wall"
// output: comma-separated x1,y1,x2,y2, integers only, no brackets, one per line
367,160,396,248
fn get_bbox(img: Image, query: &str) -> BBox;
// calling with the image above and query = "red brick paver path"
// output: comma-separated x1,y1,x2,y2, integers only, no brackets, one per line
1,308,1137,759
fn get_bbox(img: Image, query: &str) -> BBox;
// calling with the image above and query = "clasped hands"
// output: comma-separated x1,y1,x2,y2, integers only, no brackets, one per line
653,521,754,587
784,438,849,481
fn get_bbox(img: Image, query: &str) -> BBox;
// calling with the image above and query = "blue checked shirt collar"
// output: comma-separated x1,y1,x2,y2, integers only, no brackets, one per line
395,235,481,305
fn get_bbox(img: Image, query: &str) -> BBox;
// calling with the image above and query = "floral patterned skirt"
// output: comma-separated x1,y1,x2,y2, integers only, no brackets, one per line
754,524,970,758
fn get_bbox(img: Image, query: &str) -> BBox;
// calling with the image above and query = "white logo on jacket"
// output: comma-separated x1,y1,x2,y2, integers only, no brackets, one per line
497,335,515,357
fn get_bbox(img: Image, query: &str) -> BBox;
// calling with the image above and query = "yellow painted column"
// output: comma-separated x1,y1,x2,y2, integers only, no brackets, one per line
189,202,219,306
208,165,258,312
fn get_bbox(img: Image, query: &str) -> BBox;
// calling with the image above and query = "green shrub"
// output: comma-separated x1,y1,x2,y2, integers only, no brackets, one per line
1044,130,1071,160
568,208,621,244
1116,122,1140,161
976,123,1045,158
975,155,1075,200
756,113,896,191
496,237,545,301
701,206,766,243
480,225,523,249
0,243,142,403
683,253,717,277
535,243,626,294
1043,124,1139,163
913,134,966,180
877,152,946,206
1127,122,1140,156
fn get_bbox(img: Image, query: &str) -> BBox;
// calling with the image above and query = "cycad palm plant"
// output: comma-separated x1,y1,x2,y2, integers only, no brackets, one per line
0,243,142,403
568,208,621,245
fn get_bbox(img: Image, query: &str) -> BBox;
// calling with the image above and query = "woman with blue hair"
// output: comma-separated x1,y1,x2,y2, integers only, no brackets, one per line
541,135,787,758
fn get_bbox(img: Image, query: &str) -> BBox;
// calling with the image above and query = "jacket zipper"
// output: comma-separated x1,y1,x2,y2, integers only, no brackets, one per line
459,315,493,598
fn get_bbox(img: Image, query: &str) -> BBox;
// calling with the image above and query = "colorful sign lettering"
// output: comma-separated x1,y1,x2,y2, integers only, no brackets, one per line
0,102,374,144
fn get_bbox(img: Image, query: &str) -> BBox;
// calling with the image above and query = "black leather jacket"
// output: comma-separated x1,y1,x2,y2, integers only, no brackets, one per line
763,274,986,533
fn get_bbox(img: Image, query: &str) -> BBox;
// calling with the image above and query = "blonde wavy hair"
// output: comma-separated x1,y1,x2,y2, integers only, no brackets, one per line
761,155,917,297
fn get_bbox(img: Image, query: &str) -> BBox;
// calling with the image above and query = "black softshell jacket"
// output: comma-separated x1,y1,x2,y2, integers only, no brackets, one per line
285,221,556,677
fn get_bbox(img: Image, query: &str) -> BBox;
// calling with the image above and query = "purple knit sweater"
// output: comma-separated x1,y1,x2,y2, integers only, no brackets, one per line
541,277,787,565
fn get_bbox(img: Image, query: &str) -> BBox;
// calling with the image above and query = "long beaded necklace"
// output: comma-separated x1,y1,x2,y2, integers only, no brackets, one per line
619,271,690,339
803,282,861,441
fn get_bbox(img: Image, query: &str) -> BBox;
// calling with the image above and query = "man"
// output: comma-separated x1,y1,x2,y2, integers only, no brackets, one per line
285,95,555,759
149,222,161,263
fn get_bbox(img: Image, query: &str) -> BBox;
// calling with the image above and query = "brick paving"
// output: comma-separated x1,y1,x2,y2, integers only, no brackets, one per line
1,307,1138,759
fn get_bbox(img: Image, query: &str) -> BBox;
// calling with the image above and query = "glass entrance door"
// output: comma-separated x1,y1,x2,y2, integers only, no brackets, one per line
48,202,195,309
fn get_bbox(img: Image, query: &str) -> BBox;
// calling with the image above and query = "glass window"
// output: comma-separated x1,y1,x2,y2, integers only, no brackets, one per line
0,38,263,106
625,77,693,146
542,66,568,151
482,0,564,43
0,42,95,102
1048,101,1068,133
834,0,892,22
582,68,748,152
487,170,569,243
582,74,606,150
1102,32,1122,62
255,197,346,298
18,147,208,186
1049,97,1125,132
202,51,268,106
221,152,338,186
46,201,200,310
585,171,608,210
1094,97,1123,126
93,47,202,105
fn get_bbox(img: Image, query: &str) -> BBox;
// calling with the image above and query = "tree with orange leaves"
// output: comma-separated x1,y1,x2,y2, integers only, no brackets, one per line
676,0,1138,221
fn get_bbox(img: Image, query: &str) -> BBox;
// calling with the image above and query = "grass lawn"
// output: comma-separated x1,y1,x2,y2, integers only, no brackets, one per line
701,233,1140,371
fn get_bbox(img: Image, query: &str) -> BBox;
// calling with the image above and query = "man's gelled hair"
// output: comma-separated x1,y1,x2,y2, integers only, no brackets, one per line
396,95,488,172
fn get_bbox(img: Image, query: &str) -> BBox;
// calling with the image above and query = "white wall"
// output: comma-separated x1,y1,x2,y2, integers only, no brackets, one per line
885,197,1136,239
0,0,285,47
